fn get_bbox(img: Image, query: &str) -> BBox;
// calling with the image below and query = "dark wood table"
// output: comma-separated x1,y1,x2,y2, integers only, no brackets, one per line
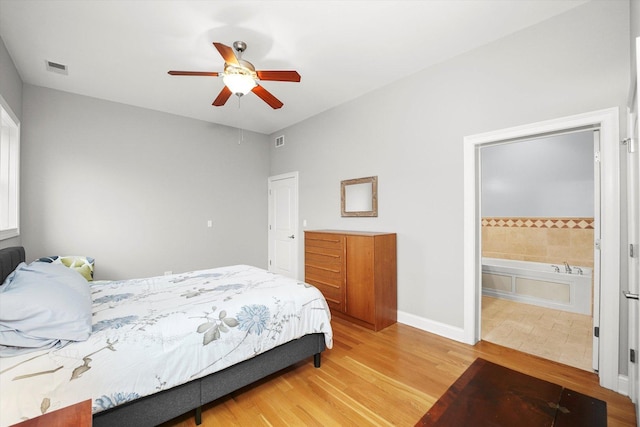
12,399,92,427
416,358,606,427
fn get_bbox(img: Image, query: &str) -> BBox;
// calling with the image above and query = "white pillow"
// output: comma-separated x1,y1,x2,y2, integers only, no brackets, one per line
0,262,92,356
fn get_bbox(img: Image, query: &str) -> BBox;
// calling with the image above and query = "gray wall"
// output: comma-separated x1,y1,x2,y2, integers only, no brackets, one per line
481,131,594,217
20,85,270,279
0,34,22,249
269,1,629,330
0,35,21,120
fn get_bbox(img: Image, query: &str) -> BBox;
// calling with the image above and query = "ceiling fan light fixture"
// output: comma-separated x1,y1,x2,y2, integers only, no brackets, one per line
223,73,256,96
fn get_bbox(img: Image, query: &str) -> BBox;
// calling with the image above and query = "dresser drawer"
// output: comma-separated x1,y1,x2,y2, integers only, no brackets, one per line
305,263,342,287
306,279,344,311
305,232,344,252
305,250,342,272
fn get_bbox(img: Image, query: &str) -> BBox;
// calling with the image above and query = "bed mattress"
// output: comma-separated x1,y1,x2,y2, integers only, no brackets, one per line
0,264,333,426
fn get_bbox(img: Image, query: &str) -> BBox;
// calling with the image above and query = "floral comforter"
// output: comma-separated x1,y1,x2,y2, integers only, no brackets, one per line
0,265,333,426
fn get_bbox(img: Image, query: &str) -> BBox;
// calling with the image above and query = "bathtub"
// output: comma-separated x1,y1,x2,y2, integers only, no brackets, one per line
482,257,592,315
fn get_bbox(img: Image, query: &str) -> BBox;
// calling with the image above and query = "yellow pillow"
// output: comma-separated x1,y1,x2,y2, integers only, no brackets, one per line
36,256,95,281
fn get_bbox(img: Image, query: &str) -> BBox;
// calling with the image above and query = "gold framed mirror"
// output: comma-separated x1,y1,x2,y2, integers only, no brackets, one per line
341,176,378,217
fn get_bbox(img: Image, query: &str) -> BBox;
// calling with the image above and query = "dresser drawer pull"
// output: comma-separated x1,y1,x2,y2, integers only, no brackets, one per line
305,250,341,258
306,265,340,273
307,279,341,289
323,296,342,305
307,238,341,243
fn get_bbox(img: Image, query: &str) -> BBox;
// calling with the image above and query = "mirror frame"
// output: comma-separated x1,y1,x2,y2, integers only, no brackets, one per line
341,176,378,217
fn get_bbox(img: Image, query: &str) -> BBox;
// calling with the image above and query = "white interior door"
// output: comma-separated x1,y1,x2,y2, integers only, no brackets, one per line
268,172,299,279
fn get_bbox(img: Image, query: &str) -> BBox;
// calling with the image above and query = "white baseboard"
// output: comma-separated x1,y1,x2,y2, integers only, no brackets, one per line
618,374,629,397
397,310,466,343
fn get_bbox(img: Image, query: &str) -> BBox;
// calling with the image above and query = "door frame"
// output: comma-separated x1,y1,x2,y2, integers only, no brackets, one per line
267,171,299,279
592,129,602,372
627,38,640,410
627,90,639,406
463,108,620,391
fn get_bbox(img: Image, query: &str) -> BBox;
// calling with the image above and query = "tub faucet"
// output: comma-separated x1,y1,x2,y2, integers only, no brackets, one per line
563,261,572,274
551,265,560,273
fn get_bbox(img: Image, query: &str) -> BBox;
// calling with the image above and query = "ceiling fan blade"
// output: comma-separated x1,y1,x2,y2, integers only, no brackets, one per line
256,70,301,82
252,85,284,109
168,71,219,76
212,86,233,106
213,42,239,66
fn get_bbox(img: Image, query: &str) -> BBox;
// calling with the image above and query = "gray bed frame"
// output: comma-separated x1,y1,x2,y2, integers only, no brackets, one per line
0,246,326,426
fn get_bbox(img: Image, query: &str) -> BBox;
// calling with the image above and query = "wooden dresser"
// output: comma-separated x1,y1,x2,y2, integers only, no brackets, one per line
304,230,397,331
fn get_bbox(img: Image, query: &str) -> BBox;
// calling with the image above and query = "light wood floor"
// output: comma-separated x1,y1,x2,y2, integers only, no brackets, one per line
482,296,593,371
163,317,636,427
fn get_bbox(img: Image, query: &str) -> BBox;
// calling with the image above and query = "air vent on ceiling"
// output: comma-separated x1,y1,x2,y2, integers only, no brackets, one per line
275,135,285,148
45,60,68,75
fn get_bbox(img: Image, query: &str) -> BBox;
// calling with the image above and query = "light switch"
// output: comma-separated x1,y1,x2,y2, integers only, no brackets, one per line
207,220,213,228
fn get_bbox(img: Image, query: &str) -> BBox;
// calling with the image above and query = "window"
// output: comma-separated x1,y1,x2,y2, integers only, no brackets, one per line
0,98,19,240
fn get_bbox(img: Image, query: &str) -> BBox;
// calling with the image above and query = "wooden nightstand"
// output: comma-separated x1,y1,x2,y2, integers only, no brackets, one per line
12,399,92,427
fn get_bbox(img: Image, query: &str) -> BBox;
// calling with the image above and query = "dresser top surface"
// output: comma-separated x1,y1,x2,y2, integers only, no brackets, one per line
305,230,395,237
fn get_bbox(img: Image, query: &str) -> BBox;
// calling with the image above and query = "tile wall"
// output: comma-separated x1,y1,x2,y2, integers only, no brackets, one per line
481,217,594,268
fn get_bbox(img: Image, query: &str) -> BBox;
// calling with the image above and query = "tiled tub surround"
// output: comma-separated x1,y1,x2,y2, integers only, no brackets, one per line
482,217,594,315
481,217,594,268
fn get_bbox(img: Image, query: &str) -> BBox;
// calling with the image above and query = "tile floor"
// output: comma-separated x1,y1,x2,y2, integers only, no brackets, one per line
481,295,594,371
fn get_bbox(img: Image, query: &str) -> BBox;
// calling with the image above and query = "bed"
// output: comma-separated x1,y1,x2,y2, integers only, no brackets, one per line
0,246,332,427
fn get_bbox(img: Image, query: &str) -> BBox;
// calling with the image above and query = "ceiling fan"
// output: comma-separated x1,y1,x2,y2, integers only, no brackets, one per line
168,41,301,109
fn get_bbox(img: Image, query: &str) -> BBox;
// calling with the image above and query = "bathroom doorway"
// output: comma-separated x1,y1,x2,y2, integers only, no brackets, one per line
479,130,597,372
463,108,621,391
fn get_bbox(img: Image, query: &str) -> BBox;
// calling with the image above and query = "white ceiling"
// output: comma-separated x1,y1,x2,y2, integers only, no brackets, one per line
0,0,589,135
